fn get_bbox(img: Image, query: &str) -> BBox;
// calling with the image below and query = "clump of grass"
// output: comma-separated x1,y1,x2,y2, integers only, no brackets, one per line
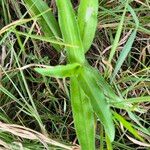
0,0,150,149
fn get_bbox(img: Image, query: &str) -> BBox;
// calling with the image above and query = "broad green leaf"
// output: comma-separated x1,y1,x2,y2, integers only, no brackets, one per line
34,63,82,78
23,0,62,51
78,0,98,52
78,67,115,142
113,112,144,141
111,29,137,81
55,0,85,64
70,77,95,150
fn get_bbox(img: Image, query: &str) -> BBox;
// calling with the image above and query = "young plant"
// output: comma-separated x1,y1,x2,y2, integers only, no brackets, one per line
23,0,114,149
22,0,145,149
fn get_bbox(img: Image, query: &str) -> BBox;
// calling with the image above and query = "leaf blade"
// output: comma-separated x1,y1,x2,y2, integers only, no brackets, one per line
34,63,82,78
78,67,115,142
113,112,144,141
111,29,137,81
55,0,85,64
23,0,62,51
70,77,95,150
78,0,98,52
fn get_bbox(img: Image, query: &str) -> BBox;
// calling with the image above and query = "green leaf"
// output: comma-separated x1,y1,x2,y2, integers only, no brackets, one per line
120,0,139,28
55,0,85,64
114,96,150,105
89,67,123,102
15,31,75,47
78,0,98,52
111,29,137,81
70,77,95,150
108,1,129,63
34,63,82,78
23,0,62,51
113,112,144,141
106,134,113,150
78,67,115,142
110,2,139,81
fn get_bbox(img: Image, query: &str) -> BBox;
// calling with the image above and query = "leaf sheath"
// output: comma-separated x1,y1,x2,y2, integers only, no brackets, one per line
70,77,95,150
78,67,115,142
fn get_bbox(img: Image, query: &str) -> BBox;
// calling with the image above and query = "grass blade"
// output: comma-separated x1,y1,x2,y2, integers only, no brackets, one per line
70,77,95,150
110,2,139,81
111,29,137,81
113,112,144,141
23,0,62,51
55,0,85,64
78,0,98,52
108,1,128,63
113,96,150,105
120,0,139,28
106,134,113,150
78,67,115,142
34,63,82,78
15,31,75,47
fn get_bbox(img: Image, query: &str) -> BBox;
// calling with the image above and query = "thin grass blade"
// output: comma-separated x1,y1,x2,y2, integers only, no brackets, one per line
15,31,75,47
111,2,139,81
111,29,137,81
108,1,128,63
23,0,62,51
113,112,144,141
120,0,139,28
114,96,150,105
128,112,150,135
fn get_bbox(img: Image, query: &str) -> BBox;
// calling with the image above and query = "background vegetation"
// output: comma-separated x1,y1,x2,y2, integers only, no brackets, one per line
0,0,150,149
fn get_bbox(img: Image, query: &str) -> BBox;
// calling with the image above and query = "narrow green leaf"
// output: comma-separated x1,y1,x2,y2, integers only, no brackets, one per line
34,63,82,78
128,112,148,131
128,112,150,136
111,29,137,81
0,85,23,107
78,0,98,52
108,0,129,63
90,67,123,102
113,96,150,105
113,112,144,141
70,77,95,150
15,31,76,47
23,0,62,51
106,134,113,150
120,0,139,28
78,67,115,142
55,0,85,64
